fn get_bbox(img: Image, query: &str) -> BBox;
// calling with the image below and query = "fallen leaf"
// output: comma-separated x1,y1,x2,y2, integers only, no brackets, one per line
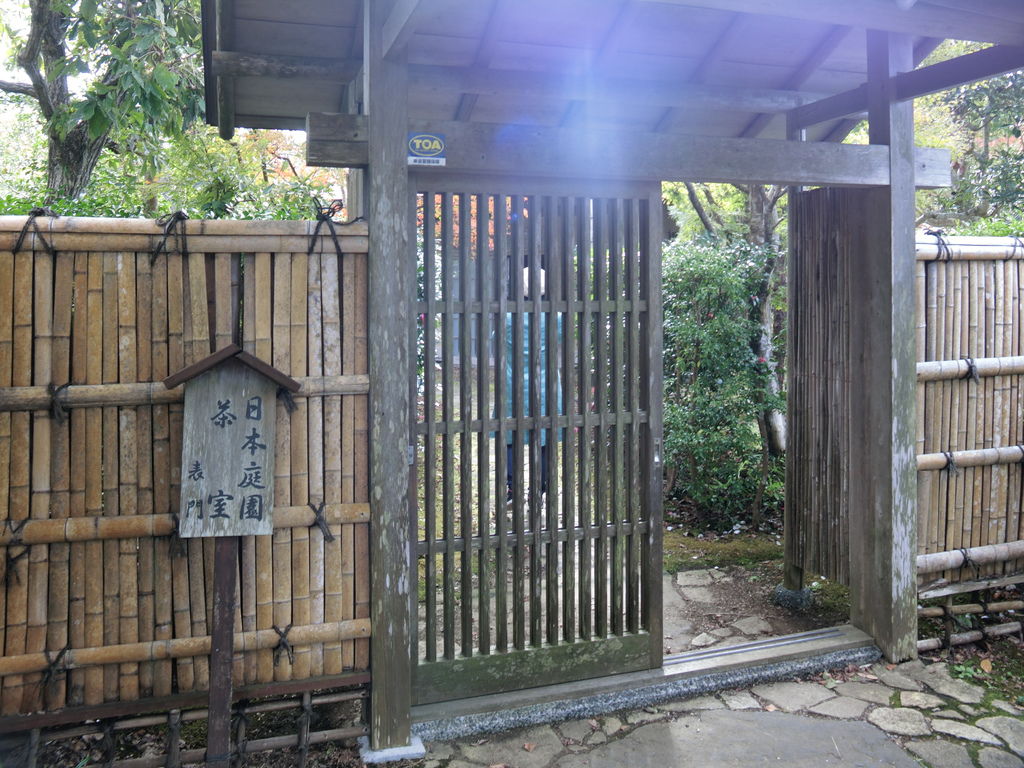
588,719,599,729
489,764,510,768
885,664,896,671
980,658,993,673
765,704,778,712
473,738,489,746
523,742,536,752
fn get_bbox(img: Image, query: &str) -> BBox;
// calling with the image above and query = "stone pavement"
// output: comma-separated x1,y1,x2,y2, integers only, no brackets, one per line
418,660,1024,768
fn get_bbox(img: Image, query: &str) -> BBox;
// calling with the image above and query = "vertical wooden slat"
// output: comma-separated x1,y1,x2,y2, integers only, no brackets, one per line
592,198,609,639
458,193,474,656
544,196,560,647
493,195,509,655
578,196,594,641
475,192,492,656
610,198,626,637
422,191,438,662
626,198,642,635
353,241,370,671
509,195,526,652
561,197,578,643
0,245,12,701
440,192,456,660
527,195,542,648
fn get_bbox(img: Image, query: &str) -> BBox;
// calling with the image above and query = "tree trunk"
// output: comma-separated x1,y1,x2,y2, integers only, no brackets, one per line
45,121,109,202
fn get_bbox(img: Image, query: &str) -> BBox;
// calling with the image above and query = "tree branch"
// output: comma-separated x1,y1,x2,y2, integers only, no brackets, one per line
0,80,39,98
685,181,716,235
16,0,59,118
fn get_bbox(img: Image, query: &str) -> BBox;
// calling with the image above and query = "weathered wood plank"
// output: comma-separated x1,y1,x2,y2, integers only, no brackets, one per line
365,0,413,749
306,114,951,187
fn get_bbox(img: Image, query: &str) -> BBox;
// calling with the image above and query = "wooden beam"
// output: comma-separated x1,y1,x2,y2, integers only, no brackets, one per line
453,0,503,121
306,112,370,168
210,51,360,81
305,113,951,187
382,0,426,60
364,0,413,752
635,0,1024,45
215,0,235,140
793,43,1024,129
739,24,851,138
847,29,918,663
412,65,825,114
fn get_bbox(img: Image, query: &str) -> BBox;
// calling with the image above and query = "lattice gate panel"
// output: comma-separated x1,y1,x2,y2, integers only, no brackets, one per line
410,179,663,704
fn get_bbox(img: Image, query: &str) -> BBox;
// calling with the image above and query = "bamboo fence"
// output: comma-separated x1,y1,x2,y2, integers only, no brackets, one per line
0,216,370,717
790,218,1024,593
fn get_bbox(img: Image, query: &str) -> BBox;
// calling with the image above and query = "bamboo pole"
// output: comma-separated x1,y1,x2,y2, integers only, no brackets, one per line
117,252,141,703
289,251,311,680
46,251,74,710
149,250,173,699
101,251,121,703
341,243,357,671
3,248,33,714
67,252,88,706
272,252,294,682
916,355,1024,381
307,250,325,678
165,251,194,693
917,621,1022,652
134,253,155,699
0,244,13,708
0,233,368,257
917,539,1024,574
919,600,1023,618
252,252,274,683
23,247,53,713
353,246,370,670
321,248,344,676
0,619,370,677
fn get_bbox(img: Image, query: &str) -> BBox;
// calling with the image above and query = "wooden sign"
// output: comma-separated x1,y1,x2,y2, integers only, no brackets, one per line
165,345,300,538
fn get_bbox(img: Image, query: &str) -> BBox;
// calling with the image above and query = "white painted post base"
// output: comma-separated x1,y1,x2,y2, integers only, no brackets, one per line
358,735,426,764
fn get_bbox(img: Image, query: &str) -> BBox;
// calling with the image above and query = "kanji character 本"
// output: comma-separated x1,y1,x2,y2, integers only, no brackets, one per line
238,461,266,489
207,489,234,519
246,396,263,421
187,461,204,481
210,399,237,428
185,498,204,519
241,427,267,456
240,494,264,521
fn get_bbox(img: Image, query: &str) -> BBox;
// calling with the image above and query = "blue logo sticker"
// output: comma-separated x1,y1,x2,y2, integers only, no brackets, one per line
408,133,446,166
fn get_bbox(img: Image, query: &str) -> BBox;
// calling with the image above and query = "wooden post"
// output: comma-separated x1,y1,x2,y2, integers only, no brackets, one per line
364,0,413,750
206,536,238,765
846,29,918,662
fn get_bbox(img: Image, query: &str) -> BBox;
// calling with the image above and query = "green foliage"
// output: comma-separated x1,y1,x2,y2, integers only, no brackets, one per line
662,236,784,529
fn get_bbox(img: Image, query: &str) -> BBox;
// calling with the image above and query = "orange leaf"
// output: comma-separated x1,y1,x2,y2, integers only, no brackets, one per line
523,742,536,752
980,659,993,673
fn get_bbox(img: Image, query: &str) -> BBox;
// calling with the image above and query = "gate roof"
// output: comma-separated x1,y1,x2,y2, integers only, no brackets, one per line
202,1,1024,147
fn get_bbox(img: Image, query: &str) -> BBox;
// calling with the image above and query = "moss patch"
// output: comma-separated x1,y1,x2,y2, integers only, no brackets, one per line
663,530,783,572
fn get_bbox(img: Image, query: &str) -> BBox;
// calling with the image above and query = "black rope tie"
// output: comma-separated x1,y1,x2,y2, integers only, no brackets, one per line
12,208,58,258
1012,236,1024,259
960,356,980,385
151,211,189,265
2,519,28,586
308,198,345,259
47,382,71,425
272,624,295,666
957,546,981,579
234,709,251,768
1017,446,1024,465
925,228,953,262
40,643,70,692
308,501,335,542
168,513,187,558
101,720,116,768
277,387,298,414
942,450,960,475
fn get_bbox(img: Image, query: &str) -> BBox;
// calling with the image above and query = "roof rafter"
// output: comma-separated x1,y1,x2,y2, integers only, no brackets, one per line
636,0,1024,45
453,0,502,121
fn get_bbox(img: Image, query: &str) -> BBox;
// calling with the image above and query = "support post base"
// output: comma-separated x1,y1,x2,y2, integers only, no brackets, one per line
358,735,426,764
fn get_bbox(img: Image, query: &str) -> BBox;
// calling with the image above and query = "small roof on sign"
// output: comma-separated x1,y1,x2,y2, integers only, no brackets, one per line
163,344,301,392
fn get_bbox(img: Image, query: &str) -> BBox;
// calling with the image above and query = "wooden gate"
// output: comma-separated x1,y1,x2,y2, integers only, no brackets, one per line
409,176,663,705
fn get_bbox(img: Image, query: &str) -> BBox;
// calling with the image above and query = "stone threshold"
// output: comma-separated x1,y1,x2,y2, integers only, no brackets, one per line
412,624,879,742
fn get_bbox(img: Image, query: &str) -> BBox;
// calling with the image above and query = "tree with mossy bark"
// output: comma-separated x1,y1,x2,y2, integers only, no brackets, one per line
0,0,203,201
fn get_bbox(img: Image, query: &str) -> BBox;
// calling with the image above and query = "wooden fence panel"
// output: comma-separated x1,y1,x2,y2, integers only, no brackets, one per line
0,216,370,717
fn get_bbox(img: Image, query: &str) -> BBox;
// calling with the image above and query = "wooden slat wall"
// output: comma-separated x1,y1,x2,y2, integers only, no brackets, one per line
411,181,659,701
0,217,370,716
789,204,1024,589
